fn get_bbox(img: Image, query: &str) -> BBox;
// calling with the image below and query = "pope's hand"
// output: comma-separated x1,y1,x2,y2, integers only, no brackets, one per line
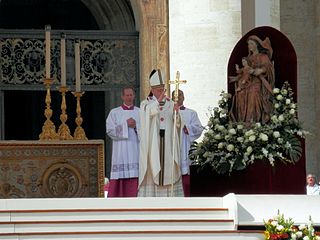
158,88,166,102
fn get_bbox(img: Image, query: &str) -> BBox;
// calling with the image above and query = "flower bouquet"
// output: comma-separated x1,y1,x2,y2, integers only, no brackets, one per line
189,81,308,175
264,212,320,240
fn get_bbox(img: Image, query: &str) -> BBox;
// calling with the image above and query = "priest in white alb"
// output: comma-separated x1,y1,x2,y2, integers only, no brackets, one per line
138,69,184,197
106,86,140,197
172,89,203,197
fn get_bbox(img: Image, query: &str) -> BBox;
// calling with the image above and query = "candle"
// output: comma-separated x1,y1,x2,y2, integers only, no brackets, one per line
75,39,81,92
45,25,51,79
60,33,66,87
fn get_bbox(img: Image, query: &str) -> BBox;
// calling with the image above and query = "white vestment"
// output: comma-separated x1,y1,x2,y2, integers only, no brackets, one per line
106,106,140,179
138,96,183,197
179,107,203,175
306,184,320,195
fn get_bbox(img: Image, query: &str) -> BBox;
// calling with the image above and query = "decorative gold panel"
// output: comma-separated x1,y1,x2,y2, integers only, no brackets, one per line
0,140,104,198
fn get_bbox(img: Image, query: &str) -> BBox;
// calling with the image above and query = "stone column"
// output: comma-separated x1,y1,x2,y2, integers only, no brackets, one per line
241,0,280,35
131,0,170,99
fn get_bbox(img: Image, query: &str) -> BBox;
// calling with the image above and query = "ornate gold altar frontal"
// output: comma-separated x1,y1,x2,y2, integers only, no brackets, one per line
0,140,104,198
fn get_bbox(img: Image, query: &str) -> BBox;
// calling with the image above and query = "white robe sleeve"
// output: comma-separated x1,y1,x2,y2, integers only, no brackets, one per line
182,110,203,142
146,98,160,117
106,109,129,140
138,100,151,186
179,109,203,175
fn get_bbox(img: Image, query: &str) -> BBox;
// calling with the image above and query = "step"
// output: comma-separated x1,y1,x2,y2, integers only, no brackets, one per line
0,218,235,233
0,230,263,240
0,197,241,239
1,207,229,221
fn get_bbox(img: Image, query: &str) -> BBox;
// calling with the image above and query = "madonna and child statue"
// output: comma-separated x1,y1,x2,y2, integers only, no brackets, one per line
190,27,307,196
229,35,274,125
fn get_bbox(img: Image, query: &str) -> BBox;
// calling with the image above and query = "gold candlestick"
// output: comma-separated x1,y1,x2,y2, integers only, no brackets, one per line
72,92,87,140
57,86,73,140
39,78,59,140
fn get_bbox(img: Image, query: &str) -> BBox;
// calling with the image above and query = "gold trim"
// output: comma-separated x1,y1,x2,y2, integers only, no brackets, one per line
0,140,104,198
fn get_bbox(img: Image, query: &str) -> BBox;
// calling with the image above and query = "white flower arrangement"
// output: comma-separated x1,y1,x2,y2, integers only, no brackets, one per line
189,82,308,175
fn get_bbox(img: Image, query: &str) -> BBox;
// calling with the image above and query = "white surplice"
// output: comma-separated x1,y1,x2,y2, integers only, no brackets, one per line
306,184,320,195
138,96,183,197
106,106,140,179
179,107,203,175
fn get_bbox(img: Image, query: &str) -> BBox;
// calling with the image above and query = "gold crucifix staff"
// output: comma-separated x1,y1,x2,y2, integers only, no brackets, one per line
170,71,187,104
169,71,187,196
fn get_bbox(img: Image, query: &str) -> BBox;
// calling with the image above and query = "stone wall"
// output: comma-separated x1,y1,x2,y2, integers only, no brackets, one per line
280,0,319,177
169,0,241,126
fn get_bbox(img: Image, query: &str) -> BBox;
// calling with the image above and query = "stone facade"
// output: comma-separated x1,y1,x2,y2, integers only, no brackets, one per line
169,0,241,125
280,0,319,177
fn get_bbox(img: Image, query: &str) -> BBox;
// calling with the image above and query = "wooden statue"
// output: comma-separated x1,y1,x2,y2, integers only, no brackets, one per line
230,35,275,124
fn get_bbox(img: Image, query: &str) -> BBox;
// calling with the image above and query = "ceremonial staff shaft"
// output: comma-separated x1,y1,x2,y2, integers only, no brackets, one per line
169,71,187,196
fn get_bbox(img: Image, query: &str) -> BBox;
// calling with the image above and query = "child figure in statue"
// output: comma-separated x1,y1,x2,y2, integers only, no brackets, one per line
234,57,253,92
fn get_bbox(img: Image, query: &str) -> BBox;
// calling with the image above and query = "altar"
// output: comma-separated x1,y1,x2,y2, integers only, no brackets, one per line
0,140,105,198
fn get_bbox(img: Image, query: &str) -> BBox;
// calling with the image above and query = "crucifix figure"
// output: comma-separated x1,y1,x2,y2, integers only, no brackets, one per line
169,70,187,196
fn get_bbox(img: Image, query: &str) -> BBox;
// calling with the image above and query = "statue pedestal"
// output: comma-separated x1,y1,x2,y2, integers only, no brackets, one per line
190,155,306,196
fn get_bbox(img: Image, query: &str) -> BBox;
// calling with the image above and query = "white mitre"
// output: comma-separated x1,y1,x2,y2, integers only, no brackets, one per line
149,69,164,88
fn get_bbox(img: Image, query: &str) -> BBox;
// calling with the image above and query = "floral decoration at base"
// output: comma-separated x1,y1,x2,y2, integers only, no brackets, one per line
264,212,320,240
189,82,308,175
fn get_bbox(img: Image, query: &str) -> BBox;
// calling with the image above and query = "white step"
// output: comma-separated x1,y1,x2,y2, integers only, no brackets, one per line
0,231,263,240
6,207,230,221
0,197,265,240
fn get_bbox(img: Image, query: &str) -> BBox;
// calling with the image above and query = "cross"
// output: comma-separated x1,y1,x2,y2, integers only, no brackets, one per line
169,71,187,103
